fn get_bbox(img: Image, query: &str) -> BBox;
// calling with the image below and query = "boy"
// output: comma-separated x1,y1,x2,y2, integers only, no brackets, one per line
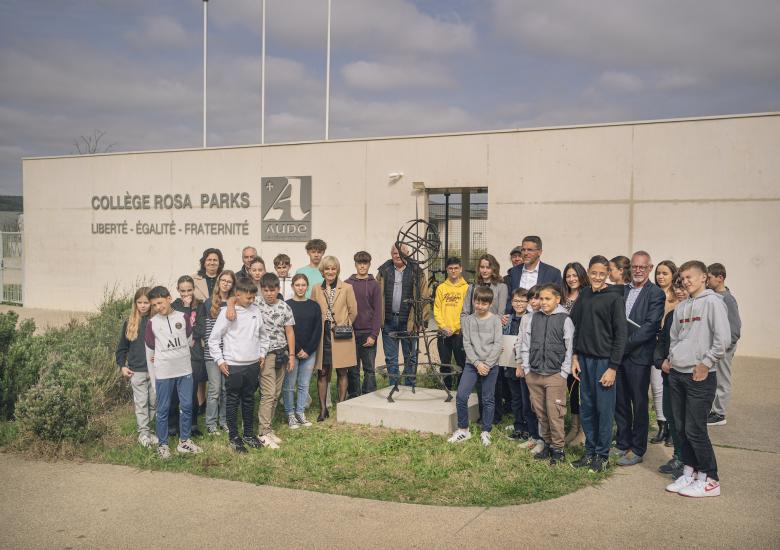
519,284,574,465
434,257,470,389
295,239,327,299
209,278,269,453
274,253,294,301
256,273,296,444
706,262,742,426
448,286,503,447
664,261,730,497
145,286,202,459
345,251,382,397
510,286,543,454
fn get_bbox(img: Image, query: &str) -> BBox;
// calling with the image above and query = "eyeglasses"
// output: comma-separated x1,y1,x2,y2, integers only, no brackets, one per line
631,265,650,271
520,248,539,253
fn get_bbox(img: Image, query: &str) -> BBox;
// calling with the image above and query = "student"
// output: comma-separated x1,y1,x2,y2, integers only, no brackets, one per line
193,248,225,301
255,273,296,448
208,278,269,453
284,274,322,428
561,262,589,447
608,255,631,286
144,286,202,459
510,287,543,454
345,251,382,397
569,256,627,473
296,239,327,299
519,283,575,465
614,251,666,467
503,288,529,439
650,260,678,445
246,257,267,285
274,253,294,301
311,256,358,420
655,275,687,478
170,276,206,437
664,260,730,498
116,287,157,448
706,262,742,426
434,257,470,389
448,286,503,446
196,270,236,435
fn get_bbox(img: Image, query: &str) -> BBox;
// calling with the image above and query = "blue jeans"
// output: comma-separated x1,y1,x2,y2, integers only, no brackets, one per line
382,316,417,387
578,355,616,459
456,363,499,432
155,374,193,446
283,353,317,415
205,359,227,430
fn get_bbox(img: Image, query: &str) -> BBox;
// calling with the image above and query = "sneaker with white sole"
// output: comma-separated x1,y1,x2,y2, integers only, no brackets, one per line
267,432,282,444
480,431,491,447
666,474,696,493
138,433,154,448
258,434,280,449
679,477,721,498
207,426,221,436
524,438,540,450
288,414,301,429
176,439,203,454
295,413,312,427
706,412,727,426
447,429,472,444
531,439,546,455
157,444,171,459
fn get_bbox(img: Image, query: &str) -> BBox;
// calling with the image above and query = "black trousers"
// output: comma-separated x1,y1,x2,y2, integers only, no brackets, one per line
224,362,260,440
567,374,580,415
615,359,652,456
437,333,466,390
669,369,719,480
348,334,377,398
505,371,540,438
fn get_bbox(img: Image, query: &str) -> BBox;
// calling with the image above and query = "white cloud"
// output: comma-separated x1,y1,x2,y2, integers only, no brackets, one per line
598,71,644,93
341,60,455,91
124,15,193,49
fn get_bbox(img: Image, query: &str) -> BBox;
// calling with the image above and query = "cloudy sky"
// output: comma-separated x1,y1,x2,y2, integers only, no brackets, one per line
1,0,779,195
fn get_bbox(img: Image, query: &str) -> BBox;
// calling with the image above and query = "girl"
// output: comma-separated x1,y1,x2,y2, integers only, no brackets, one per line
311,256,358,421
561,262,589,447
193,248,225,301
247,256,266,285
196,269,236,434
650,260,678,445
608,255,631,286
116,287,157,447
283,274,322,428
170,276,206,437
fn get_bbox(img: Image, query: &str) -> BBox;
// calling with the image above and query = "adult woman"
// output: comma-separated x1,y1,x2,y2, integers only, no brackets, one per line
561,262,590,447
311,256,358,421
650,260,678,445
193,248,225,301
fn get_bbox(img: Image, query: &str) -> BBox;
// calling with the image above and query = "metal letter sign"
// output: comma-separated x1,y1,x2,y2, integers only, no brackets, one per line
261,176,313,242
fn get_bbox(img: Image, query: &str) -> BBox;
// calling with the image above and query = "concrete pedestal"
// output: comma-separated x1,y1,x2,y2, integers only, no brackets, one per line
336,387,478,435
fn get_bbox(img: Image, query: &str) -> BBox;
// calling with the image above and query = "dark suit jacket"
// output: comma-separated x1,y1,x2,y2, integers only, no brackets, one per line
505,261,563,312
622,281,666,366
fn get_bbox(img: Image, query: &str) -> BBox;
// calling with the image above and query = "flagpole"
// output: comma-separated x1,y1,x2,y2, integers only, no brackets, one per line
261,0,266,144
202,0,208,148
324,0,331,140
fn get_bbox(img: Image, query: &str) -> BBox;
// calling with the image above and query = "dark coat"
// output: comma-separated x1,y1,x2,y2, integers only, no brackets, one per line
505,261,563,312
622,281,666,366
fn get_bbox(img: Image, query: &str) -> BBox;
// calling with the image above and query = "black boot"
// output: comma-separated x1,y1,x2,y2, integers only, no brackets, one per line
650,420,668,444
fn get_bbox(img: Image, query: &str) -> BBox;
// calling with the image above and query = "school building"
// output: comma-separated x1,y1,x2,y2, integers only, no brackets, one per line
21,112,780,358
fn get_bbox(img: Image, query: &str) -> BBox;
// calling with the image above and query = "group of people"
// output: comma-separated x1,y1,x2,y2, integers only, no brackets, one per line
116,235,740,498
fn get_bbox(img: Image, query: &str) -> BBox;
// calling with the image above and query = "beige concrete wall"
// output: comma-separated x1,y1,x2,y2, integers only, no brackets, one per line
22,113,780,357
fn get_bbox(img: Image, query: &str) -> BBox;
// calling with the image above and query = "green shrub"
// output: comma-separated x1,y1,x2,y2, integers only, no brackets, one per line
0,316,42,419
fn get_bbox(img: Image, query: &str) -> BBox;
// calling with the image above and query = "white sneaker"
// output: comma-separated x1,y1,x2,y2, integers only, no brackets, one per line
480,431,492,447
176,439,203,454
295,413,312,427
447,429,472,444
666,474,695,493
157,444,171,459
288,414,301,429
149,434,159,445
531,439,546,455
524,438,539,450
679,477,721,498
259,435,280,449
138,433,153,448
268,432,282,444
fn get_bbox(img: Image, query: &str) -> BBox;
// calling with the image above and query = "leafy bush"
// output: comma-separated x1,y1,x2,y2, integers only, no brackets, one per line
0,313,41,418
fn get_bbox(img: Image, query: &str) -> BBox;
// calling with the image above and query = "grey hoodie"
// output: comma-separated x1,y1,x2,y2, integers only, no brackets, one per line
669,289,731,373
519,305,574,378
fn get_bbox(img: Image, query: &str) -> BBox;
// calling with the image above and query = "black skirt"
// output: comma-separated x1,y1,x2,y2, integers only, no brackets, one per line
322,320,333,368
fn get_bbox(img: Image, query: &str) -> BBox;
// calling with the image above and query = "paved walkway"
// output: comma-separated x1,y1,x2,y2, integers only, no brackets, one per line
2,357,779,549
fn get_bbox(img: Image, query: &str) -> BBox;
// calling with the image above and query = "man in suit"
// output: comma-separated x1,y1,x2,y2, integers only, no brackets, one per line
505,236,563,312
614,250,666,466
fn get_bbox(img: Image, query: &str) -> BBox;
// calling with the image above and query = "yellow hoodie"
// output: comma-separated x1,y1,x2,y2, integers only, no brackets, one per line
434,277,469,333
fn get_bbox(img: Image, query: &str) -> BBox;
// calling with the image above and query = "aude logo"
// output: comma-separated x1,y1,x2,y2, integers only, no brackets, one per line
261,176,312,242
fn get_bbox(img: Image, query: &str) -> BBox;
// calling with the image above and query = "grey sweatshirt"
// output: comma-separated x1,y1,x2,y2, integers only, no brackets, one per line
669,289,731,373
462,313,504,367
717,288,741,351
519,305,574,378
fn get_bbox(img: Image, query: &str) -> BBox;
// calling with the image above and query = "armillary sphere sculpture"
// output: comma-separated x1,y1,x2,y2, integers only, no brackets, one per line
376,219,463,402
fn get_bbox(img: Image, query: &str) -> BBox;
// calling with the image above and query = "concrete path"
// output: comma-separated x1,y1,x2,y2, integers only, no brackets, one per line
2,358,779,550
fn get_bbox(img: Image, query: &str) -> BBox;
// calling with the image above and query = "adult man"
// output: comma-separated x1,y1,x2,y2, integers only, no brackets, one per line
505,236,563,312
614,251,666,466
504,246,524,286
376,244,430,389
236,246,258,280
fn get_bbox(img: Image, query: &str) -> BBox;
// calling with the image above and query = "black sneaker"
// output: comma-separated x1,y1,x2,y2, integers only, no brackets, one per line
670,463,684,479
658,457,683,475
533,444,551,460
707,412,727,426
508,430,524,440
549,449,565,466
242,435,264,450
571,454,594,469
589,456,607,473
229,437,247,454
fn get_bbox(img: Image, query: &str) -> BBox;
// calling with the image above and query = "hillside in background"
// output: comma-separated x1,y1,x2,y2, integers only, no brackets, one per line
0,196,22,212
